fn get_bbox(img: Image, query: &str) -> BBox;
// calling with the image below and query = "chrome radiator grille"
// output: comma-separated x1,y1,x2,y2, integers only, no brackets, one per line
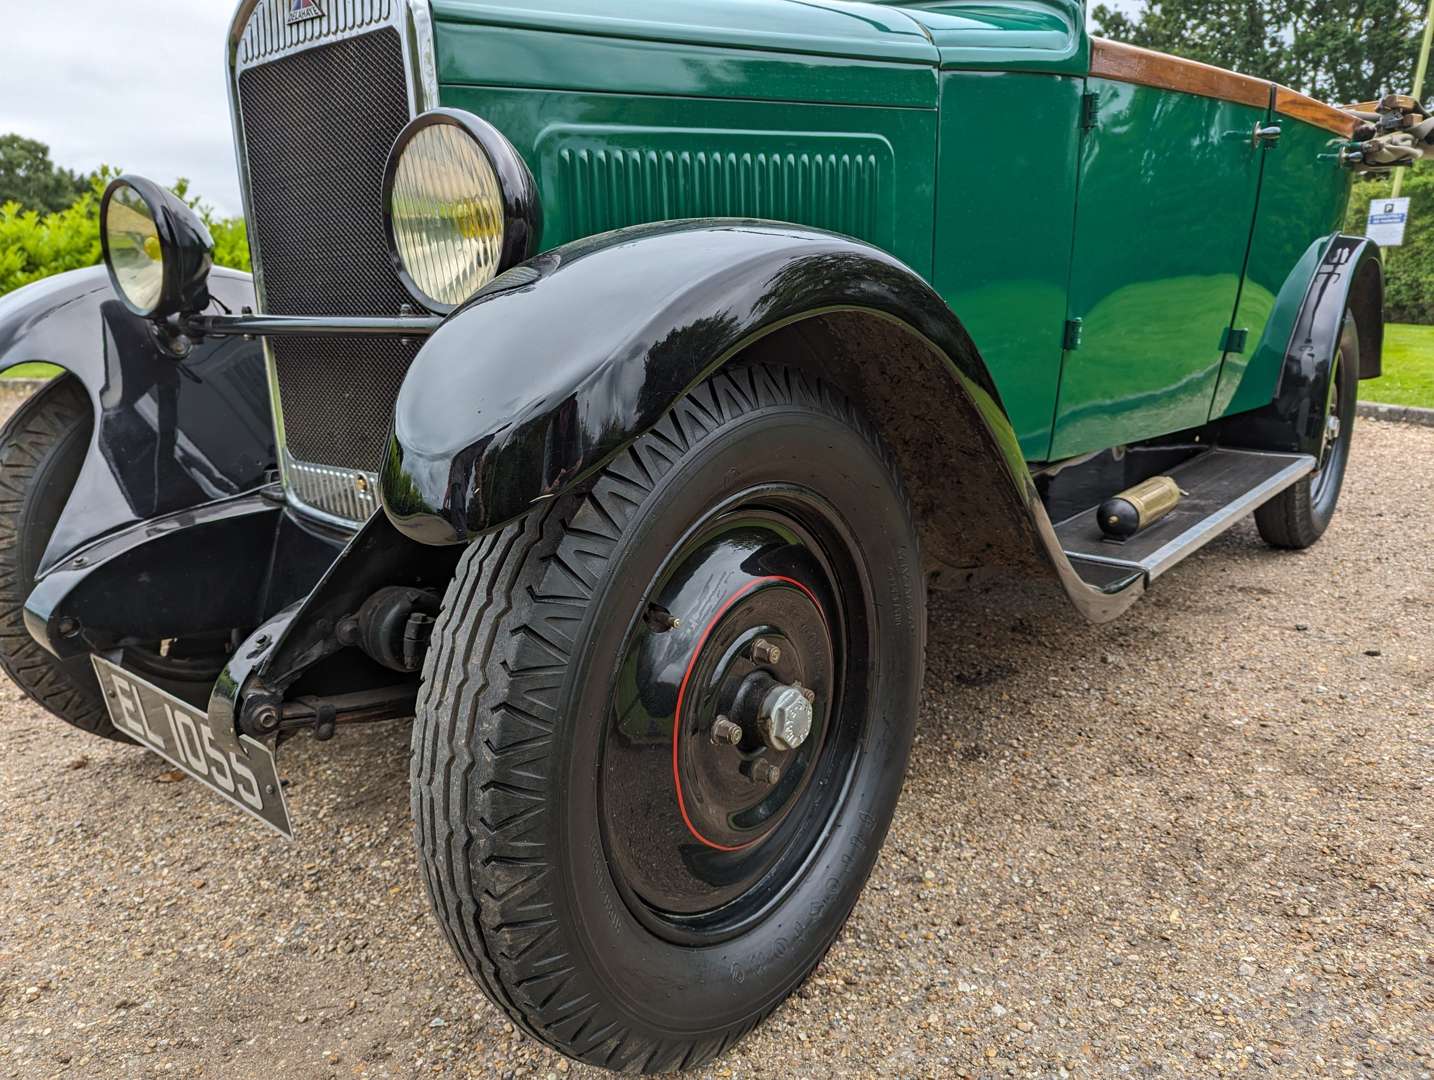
232,3,433,523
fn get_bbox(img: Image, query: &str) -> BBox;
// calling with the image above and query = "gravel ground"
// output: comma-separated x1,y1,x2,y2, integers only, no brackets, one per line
1,384,1431,1079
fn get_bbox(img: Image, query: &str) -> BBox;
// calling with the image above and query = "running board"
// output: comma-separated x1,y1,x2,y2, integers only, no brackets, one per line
1057,449,1317,585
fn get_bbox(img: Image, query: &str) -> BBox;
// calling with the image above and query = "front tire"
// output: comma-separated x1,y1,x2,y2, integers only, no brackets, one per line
1255,313,1359,549
411,364,924,1072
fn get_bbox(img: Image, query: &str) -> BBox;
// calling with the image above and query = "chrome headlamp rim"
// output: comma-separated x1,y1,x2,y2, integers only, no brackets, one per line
99,175,216,321
382,108,542,315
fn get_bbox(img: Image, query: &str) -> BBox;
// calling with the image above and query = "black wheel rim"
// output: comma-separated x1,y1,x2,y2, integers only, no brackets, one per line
1312,346,1348,508
598,485,872,945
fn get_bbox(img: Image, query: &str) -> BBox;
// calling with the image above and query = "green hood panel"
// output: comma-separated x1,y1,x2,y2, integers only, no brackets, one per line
431,1,1089,109
430,0,939,65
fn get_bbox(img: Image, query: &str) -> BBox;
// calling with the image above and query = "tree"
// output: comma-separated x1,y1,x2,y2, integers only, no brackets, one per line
1,168,249,299
1090,0,1426,105
0,134,90,215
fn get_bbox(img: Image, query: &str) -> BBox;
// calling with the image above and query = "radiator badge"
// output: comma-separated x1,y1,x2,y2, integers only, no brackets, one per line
287,0,324,24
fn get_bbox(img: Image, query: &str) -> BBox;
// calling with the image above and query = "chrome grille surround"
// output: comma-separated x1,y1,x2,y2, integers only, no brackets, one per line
226,0,438,529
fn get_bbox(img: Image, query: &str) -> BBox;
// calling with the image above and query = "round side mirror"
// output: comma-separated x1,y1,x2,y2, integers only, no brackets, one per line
100,176,215,320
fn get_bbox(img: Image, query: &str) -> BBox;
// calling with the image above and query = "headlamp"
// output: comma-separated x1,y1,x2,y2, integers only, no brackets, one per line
383,109,541,313
100,176,214,320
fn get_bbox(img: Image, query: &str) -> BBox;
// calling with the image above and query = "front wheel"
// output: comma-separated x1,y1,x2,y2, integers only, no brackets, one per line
411,364,925,1072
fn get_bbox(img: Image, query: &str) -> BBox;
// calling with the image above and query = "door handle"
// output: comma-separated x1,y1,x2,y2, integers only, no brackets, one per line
1253,123,1282,148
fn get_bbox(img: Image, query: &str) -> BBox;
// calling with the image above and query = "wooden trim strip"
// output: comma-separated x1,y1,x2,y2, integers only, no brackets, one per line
1273,86,1360,138
1091,37,1270,110
1091,38,1360,137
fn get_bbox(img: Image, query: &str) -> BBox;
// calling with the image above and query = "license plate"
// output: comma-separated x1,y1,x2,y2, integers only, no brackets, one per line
91,656,293,840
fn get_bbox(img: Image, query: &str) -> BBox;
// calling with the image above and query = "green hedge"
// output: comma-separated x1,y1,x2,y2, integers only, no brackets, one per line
1345,169,1433,325
0,176,249,299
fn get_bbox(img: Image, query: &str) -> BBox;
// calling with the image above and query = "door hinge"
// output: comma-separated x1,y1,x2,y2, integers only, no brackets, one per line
1063,318,1084,351
1221,326,1249,354
1080,91,1099,130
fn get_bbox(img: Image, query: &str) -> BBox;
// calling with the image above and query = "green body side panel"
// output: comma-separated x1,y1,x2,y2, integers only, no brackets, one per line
932,71,1082,459
894,1,1090,74
1050,80,1268,459
440,86,939,275
1210,122,1355,418
430,2,1342,463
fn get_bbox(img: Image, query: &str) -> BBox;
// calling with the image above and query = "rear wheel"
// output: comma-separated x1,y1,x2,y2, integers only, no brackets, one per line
0,376,127,741
411,364,924,1072
1255,313,1359,550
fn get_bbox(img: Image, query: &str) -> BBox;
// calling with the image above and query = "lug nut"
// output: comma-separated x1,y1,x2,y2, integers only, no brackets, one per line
710,716,743,746
751,638,782,665
743,759,781,786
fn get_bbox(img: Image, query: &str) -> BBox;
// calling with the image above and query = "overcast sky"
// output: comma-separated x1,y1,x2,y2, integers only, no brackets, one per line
1,1,244,216
1,1,1140,221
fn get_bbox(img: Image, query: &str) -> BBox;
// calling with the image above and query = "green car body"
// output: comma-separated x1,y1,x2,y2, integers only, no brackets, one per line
425,0,1360,461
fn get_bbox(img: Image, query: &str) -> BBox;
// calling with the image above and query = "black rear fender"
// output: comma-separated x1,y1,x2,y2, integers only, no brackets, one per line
1218,236,1383,454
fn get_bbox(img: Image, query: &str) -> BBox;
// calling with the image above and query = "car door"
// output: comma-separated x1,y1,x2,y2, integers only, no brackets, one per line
1208,99,1358,419
1049,46,1270,460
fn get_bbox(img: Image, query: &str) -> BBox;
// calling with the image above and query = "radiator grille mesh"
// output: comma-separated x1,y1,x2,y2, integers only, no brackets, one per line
237,28,418,481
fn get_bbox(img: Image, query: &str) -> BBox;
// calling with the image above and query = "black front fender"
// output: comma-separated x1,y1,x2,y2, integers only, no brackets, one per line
0,266,275,575
384,220,1010,542
382,220,1146,623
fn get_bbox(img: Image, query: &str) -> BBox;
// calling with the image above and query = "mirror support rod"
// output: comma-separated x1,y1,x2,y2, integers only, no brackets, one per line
183,312,444,339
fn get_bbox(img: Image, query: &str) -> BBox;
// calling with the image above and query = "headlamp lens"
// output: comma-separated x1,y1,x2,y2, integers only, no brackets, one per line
388,121,506,311
104,182,165,316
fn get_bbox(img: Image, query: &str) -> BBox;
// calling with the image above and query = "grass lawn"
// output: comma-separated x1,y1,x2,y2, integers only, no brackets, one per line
1361,323,1434,409
1,362,62,381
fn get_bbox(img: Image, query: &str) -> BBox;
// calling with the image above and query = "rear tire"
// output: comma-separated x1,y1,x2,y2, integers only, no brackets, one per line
1255,313,1359,550
411,364,924,1073
0,376,127,741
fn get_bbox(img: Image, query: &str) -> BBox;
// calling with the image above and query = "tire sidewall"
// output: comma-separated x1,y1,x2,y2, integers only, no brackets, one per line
550,399,922,1036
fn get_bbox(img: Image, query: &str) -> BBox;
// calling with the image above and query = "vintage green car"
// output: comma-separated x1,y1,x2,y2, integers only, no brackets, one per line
0,0,1425,1070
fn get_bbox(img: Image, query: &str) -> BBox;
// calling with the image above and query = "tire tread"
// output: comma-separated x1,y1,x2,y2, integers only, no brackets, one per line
0,378,122,740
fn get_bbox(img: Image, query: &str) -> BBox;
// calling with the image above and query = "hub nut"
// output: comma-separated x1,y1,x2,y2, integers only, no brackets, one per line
710,716,743,746
758,683,815,752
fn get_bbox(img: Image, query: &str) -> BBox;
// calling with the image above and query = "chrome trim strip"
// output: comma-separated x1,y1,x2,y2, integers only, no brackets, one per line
1141,452,1315,579
225,0,438,523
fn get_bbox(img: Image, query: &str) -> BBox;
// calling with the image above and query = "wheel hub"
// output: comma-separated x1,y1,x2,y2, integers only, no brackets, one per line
598,511,858,938
672,586,832,854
